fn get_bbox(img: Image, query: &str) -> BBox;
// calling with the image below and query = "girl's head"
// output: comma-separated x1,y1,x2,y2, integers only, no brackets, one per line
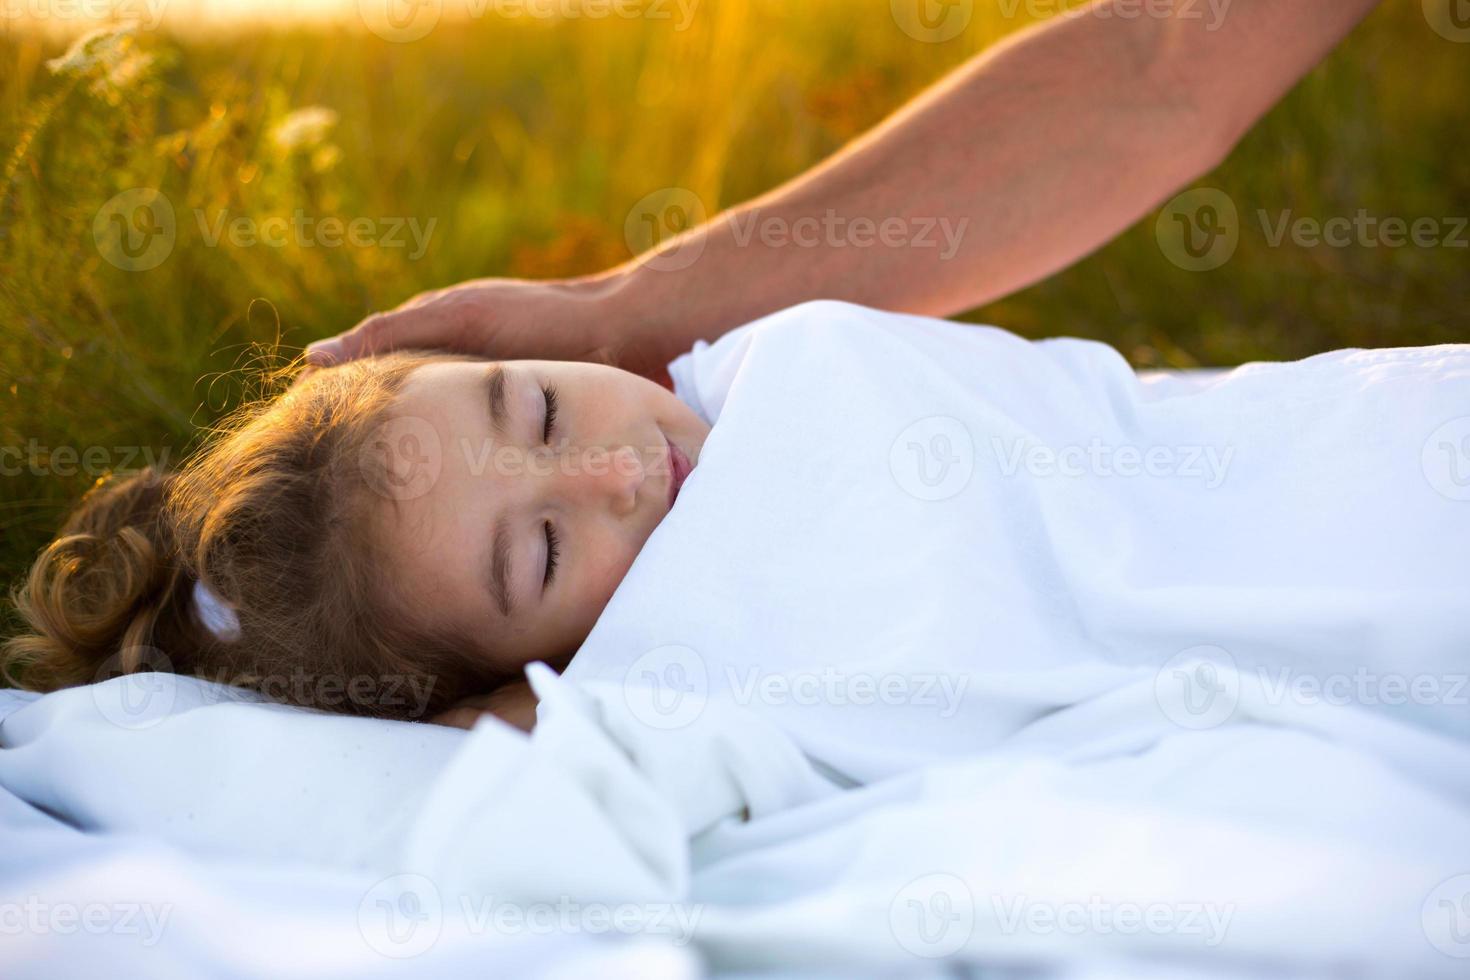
2,352,709,720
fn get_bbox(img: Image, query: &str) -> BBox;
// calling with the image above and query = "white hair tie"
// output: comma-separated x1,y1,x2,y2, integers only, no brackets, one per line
192,579,242,641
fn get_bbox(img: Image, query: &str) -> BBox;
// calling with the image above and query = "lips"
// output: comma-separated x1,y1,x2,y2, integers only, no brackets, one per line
665,436,692,509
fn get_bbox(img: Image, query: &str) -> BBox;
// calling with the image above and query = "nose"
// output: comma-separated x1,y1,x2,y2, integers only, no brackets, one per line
544,443,646,516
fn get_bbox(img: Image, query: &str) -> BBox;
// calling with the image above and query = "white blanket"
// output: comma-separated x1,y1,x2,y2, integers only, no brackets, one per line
571,300,1470,781
6,666,1466,977
4,301,1469,977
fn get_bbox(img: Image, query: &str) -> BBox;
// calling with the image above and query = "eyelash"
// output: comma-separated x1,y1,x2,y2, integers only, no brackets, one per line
541,382,561,591
542,520,560,588
541,383,559,442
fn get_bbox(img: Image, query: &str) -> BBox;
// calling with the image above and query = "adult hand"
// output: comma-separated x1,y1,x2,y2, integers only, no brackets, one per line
307,0,1380,385
306,275,664,379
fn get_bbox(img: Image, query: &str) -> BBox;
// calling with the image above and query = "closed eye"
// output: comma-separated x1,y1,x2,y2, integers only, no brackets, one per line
542,383,559,443
542,520,560,589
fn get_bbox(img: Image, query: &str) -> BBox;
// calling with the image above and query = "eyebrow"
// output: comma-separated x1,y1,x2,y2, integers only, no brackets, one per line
483,365,515,619
485,363,510,437
487,515,515,619
483,364,527,620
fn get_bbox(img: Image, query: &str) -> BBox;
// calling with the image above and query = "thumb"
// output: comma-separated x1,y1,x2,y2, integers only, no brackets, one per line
308,303,473,366
304,311,398,366
304,336,344,366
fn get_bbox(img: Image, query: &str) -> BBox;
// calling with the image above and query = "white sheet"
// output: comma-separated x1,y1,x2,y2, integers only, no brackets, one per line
4,301,1469,977
585,300,1470,782
8,665,1468,977
0,670,806,978
0,706,701,979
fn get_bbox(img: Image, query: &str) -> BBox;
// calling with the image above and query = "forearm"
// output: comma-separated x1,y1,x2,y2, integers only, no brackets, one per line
598,0,1380,374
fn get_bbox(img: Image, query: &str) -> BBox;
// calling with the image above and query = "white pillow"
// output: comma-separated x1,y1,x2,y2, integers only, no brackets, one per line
0,672,467,869
0,664,838,902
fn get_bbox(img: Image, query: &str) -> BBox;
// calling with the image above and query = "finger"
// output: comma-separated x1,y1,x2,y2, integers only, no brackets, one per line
305,314,399,366
303,337,344,366
308,303,472,366
306,313,397,366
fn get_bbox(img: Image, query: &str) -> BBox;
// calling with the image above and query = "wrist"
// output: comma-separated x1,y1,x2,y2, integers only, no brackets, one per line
574,262,677,378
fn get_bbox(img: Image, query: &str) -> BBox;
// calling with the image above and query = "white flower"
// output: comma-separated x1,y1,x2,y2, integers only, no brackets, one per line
271,107,340,151
46,27,132,76
46,27,153,96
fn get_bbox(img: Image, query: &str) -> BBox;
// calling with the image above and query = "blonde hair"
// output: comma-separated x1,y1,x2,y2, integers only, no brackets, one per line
2,352,506,720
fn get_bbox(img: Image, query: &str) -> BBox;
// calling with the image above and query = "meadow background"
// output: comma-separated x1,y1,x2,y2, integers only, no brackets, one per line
1,0,1467,634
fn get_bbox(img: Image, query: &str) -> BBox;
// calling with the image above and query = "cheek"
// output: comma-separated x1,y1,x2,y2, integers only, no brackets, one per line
577,523,643,612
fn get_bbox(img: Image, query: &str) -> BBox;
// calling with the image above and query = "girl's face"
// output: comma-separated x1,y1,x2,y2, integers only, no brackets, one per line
373,359,710,677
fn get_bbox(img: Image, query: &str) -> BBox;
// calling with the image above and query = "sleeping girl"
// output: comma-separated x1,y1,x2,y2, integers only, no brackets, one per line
6,298,1470,762
2,350,710,732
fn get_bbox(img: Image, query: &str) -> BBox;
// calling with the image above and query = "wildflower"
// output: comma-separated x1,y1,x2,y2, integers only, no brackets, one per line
271,107,340,152
45,27,154,99
45,27,131,76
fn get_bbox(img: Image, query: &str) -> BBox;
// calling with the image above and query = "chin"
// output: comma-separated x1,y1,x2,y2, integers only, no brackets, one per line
538,649,577,674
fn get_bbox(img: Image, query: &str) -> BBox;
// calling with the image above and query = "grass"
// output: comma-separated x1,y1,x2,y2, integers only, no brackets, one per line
1,0,1466,637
